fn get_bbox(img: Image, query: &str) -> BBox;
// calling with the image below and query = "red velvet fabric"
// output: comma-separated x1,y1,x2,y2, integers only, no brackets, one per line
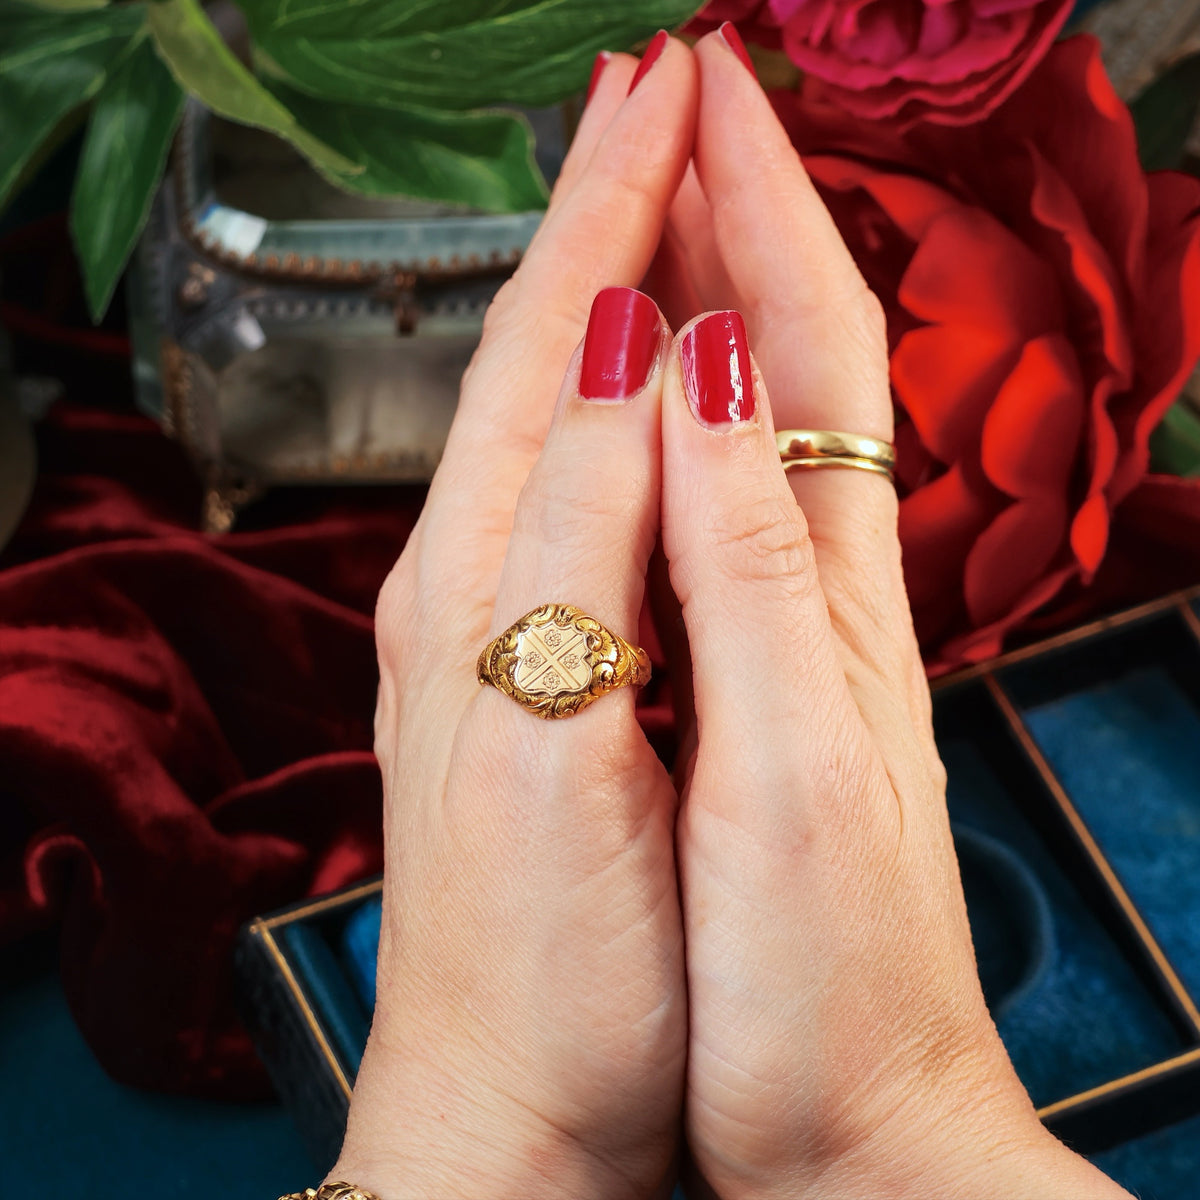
0,401,677,1097
0,407,416,1095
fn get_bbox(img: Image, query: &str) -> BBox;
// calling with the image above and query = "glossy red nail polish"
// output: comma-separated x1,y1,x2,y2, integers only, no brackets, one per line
679,311,755,425
580,287,662,401
628,30,669,95
718,21,756,77
586,50,612,104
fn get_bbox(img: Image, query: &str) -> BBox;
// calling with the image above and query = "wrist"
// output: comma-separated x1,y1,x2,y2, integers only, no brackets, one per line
332,1105,647,1200
688,1022,1132,1200
807,1123,1129,1200
719,1090,1131,1200
331,1035,677,1200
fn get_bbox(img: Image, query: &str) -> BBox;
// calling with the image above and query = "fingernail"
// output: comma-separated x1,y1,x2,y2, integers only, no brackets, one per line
680,311,755,426
718,21,756,77
580,287,662,401
586,50,612,104
628,30,669,95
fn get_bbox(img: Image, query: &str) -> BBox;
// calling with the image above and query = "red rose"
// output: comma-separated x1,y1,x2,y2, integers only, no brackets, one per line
773,36,1200,672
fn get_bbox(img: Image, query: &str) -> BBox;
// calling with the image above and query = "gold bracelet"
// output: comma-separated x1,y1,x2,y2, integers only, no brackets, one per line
279,1184,383,1200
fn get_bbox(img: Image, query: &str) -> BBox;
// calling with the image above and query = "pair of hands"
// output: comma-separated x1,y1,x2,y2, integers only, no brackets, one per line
333,29,1128,1200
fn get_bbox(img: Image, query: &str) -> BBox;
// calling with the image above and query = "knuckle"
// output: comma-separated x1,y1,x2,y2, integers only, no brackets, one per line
587,161,663,228
708,489,818,592
821,558,904,669
837,280,891,389
517,454,647,544
478,276,521,344
926,751,949,799
374,557,418,667
851,282,888,353
512,465,649,587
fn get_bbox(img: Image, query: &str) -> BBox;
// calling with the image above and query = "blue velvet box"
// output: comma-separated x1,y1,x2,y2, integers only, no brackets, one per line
236,586,1200,1195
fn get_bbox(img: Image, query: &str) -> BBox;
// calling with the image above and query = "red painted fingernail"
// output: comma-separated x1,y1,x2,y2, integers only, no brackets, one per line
718,21,756,77
628,30,669,95
580,287,662,401
586,51,612,104
679,311,755,426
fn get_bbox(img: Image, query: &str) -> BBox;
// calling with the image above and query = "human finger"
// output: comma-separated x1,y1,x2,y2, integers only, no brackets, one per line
485,285,668,730
542,51,637,218
659,308,881,838
409,36,697,654
690,28,917,714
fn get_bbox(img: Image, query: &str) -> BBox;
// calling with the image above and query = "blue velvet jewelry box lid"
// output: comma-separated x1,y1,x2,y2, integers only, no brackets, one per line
236,585,1200,1194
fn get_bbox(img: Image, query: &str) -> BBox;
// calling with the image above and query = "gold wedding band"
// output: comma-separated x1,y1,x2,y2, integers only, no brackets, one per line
776,429,896,482
477,602,651,719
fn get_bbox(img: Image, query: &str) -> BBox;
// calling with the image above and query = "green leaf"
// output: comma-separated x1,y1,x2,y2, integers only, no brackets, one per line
20,0,110,9
237,0,704,111
146,0,359,179
19,0,110,10
271,79,547,212
1131,52,1200,172
70,34,184,320
1150,396,1200,477
0,3,145,210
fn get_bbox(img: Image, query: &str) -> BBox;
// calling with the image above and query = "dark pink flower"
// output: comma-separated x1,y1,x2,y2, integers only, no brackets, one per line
697,0,1075,126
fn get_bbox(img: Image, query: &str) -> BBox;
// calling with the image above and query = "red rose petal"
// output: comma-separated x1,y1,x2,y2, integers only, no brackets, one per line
964,494,1070,625
840,0,914,69
891,206,1066,464
930,564,1075,675
917,3,964,58
898,207,1063,337
900,463,1003,647
977,0,1051,15
980,333,1085,497
1109,176,1200,503
892,324,1016,464
1026,145,1133,391
806,155,958,243
990,37,1146,281
1110,474,1200,562
900,464,1000,600
1075,371,1122,540
899,12,1031,87
916,2,964,58
1069,491,1110,575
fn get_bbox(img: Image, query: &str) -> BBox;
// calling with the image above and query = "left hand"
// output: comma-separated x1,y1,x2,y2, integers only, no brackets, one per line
331,40,697,1200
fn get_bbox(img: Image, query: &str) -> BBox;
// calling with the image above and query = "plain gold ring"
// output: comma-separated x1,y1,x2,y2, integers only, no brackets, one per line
477,602,651,720
776,429,896,482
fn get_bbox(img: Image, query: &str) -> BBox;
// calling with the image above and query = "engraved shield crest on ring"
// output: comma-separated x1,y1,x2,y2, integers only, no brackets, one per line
513,621,593,696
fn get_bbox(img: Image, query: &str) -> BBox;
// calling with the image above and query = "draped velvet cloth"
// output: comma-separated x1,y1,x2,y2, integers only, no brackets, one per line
0,401,678,1097
0,407,413,1095
0,395,1196,1099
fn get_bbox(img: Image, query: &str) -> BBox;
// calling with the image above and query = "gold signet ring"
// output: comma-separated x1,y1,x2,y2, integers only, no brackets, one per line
477,603,651,720
776,429,896,482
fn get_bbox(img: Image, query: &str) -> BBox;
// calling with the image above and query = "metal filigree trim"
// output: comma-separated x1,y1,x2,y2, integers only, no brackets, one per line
477,602,650,719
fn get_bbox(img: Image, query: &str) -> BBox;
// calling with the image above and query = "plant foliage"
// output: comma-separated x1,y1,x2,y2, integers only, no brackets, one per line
0,0,702,319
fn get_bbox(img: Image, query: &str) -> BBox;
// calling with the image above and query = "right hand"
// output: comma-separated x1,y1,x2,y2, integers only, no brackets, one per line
653,28,1133,1200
